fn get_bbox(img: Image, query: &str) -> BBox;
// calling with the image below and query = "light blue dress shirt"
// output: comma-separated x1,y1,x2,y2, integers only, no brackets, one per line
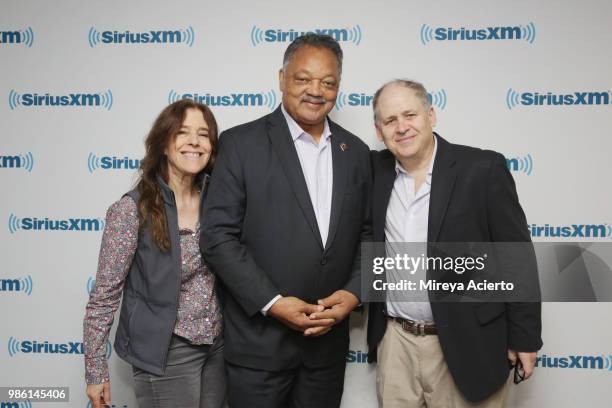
262,105,334,314
281,105,334,246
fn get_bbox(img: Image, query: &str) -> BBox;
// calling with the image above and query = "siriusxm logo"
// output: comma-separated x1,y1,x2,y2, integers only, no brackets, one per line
346,349,368,364
506,154,533,175
1,402,32,408
87,277,96,295
420,22,535,45
0,276,33,295
88,153,140,173
335,89,447,110
251,25,362,46
8,90,113,110
536,354,612,371
8,214,105,234
0,152,34,172
0,27,34,47
89,26,195,47
168,89,277,110
7,337,112,359
529,223,612,239
507,88,611,109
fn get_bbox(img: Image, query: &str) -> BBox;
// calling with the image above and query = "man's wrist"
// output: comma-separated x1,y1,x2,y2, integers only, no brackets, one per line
261,294,282,316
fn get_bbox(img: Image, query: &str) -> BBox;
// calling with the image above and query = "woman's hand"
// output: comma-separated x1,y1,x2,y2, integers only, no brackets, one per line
86,382,111,408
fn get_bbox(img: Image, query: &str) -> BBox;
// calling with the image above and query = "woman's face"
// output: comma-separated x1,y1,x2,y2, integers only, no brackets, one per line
165,108,212,179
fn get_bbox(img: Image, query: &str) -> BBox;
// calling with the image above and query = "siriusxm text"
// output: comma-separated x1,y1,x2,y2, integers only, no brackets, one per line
536,354,610,370
264,29,351,42
17,340,85,354
529,224,609,238
19,218,103,231
336,92,441,107
0,156,22,168
100,156,139,170
0,279,20,292
179,93,266,106
346,350,368,363
521,91,610,106
434,26,521,41
100,30,183,44
19,93,103,107
0,31,22,43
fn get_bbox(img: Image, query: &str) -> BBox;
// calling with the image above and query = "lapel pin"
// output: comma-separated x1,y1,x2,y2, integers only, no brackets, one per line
340,143,348,152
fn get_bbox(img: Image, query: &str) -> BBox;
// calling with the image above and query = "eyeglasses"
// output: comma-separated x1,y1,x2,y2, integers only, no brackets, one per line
513,360,525,384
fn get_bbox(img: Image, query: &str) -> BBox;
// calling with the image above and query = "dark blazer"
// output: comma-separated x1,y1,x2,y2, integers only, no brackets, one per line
367,134,542,402
201,106,372,371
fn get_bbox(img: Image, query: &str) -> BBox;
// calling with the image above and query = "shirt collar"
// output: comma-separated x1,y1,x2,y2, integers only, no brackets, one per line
395,134,438,185
281,104,332,142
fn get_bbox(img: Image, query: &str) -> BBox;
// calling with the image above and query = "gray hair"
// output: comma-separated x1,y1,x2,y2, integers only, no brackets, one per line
282,33,343,75
372,79,430,125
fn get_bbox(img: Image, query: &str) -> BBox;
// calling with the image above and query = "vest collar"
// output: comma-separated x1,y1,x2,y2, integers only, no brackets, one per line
155,172,209,207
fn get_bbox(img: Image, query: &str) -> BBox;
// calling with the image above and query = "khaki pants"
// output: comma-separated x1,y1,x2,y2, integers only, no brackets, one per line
377,319,509,408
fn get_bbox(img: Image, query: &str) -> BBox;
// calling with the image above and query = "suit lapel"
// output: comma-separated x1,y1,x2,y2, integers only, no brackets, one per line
428,134,457,242
373,151,396,242
266,107,324,249
325,123,348,251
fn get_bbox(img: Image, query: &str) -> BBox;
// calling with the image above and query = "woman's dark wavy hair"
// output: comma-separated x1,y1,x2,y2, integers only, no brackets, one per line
136,99,219,251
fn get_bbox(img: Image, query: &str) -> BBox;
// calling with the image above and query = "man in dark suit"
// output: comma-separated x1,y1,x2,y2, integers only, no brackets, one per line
201,34,371,408
367,79,542,407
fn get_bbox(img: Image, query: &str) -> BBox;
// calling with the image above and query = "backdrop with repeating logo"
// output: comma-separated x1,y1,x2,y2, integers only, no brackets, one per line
2,1,611,407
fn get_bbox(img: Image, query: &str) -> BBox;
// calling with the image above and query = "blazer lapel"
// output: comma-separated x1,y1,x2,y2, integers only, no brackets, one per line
373,150,396,242
325,123,348,251
428,134,457,242
266,107,324,249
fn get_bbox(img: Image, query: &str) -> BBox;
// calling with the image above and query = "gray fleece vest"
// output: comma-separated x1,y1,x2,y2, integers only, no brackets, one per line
113,174,207,375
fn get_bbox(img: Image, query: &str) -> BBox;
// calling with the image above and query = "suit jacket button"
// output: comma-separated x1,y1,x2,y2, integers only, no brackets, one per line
321,258,327,265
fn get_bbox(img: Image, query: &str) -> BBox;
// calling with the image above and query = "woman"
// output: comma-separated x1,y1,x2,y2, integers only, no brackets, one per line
83,100,225,408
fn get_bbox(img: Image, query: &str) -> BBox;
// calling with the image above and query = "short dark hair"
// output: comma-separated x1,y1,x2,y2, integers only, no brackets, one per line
373,79,430,125
282,33,343,75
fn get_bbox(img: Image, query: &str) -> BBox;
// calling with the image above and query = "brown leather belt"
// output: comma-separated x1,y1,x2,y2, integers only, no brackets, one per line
389,316,437,336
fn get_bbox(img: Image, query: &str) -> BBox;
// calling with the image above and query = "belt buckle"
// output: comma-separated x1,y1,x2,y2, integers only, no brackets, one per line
413,322,426,336
399,318,426,336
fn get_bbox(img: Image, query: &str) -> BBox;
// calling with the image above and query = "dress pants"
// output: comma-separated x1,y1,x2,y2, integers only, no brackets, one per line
226,359,347,408
377,319,509,408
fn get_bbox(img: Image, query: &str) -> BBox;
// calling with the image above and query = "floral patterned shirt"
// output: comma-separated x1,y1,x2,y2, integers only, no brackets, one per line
83,195,221,384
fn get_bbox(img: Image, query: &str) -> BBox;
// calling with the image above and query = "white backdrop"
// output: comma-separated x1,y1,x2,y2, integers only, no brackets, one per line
1,1,611,407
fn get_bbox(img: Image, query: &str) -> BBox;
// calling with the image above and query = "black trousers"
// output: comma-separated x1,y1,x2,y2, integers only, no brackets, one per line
226,359,346,408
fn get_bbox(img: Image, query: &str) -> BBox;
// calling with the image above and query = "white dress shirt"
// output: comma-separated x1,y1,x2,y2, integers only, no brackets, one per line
385,136,437,323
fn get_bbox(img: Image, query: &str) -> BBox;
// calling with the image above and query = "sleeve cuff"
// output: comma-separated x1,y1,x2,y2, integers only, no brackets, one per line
85,357,109,385
261,294,282,316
